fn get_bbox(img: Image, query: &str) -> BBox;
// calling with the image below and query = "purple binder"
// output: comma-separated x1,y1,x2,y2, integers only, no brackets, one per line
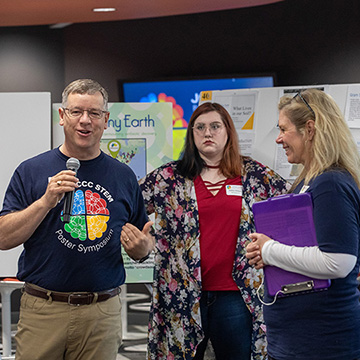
252,193,330,297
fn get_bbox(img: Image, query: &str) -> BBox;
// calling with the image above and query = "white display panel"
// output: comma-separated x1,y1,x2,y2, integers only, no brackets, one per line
0,92,51,276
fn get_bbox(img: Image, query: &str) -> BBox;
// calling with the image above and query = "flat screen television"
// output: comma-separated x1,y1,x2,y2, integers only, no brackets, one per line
118,74,274,158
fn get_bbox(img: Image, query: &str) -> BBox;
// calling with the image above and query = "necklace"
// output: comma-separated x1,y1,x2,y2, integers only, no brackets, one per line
205,164,220,169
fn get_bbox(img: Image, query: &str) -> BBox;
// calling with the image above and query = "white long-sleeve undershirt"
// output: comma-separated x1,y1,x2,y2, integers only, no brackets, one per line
261,240,356,279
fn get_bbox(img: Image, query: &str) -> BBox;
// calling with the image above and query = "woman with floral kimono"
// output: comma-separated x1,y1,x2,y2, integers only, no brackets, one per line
122,102,289,359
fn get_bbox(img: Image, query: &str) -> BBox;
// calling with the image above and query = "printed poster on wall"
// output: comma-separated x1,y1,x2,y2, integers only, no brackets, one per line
345,84,360,128
102,102,173,175
52,102,173,283
103,102,172,283
104,103,173,283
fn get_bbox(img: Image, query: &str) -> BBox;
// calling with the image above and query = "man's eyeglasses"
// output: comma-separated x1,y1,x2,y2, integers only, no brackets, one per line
192,122,224,135
293,93,315,118
63,107,108,120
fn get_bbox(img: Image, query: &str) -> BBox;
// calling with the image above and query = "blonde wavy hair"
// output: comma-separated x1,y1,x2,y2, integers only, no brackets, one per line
278,88,360,189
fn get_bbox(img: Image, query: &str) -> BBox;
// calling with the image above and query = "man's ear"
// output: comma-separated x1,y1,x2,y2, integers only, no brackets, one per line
104,111,109,129
58,107,65,126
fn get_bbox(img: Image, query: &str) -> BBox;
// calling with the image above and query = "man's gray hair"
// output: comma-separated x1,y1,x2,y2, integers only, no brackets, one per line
62,79,109,110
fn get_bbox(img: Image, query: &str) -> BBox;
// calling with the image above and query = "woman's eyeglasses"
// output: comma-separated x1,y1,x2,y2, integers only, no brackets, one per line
192,122,224,135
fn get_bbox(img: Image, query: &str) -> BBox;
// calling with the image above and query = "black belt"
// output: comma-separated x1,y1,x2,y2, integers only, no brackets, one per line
23,283,121,306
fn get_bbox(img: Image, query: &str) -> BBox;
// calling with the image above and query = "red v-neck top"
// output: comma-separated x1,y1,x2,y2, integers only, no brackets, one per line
194,175,242,291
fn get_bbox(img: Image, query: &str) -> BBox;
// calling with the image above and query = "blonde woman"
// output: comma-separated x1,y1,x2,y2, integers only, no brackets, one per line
246,89,360,360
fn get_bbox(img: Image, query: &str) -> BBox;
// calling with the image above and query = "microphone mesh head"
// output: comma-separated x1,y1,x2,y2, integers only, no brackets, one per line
66,157,80,172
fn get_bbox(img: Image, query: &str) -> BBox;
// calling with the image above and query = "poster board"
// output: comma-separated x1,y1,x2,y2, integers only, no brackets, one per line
52,102,173,283
0,92,51,276
199,84,360,181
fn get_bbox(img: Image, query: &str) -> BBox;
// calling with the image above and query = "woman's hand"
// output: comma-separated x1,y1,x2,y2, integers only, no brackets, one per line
245,233,272,269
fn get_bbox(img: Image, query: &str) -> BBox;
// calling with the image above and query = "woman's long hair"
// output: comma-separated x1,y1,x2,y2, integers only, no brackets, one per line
279,88,360,188
177,102,243,180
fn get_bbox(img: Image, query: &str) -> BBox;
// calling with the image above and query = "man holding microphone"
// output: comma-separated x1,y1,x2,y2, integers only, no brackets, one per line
0,79,154,360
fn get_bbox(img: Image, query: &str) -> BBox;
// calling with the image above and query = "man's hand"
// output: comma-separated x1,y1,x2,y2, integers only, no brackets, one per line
41,170,79,210
120,221,155,261
0,170,78,250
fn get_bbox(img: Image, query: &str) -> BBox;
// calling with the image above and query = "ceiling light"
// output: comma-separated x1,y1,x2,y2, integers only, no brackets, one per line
92,8,116,12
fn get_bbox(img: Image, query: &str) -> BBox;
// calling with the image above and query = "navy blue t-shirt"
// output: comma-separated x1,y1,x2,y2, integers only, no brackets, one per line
264,169,360,360
0,148,148,292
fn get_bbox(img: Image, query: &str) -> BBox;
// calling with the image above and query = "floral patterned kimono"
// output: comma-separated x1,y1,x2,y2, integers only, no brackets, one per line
139,157,289,360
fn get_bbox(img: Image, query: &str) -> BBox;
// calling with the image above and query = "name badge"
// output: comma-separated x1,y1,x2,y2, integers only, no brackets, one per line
226,185,242,196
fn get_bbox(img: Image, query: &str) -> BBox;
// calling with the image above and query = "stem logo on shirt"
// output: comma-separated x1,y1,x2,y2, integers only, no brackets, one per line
61,189,110,241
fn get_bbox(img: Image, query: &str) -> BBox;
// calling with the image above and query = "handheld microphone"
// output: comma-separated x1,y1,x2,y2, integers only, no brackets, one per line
63,157,80,223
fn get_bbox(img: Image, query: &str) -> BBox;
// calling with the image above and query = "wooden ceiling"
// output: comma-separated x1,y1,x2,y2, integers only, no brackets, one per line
0,0,283,27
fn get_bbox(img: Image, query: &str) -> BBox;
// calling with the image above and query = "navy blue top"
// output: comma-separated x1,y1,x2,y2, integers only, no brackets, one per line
0,148,148,292
264,169,360,360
